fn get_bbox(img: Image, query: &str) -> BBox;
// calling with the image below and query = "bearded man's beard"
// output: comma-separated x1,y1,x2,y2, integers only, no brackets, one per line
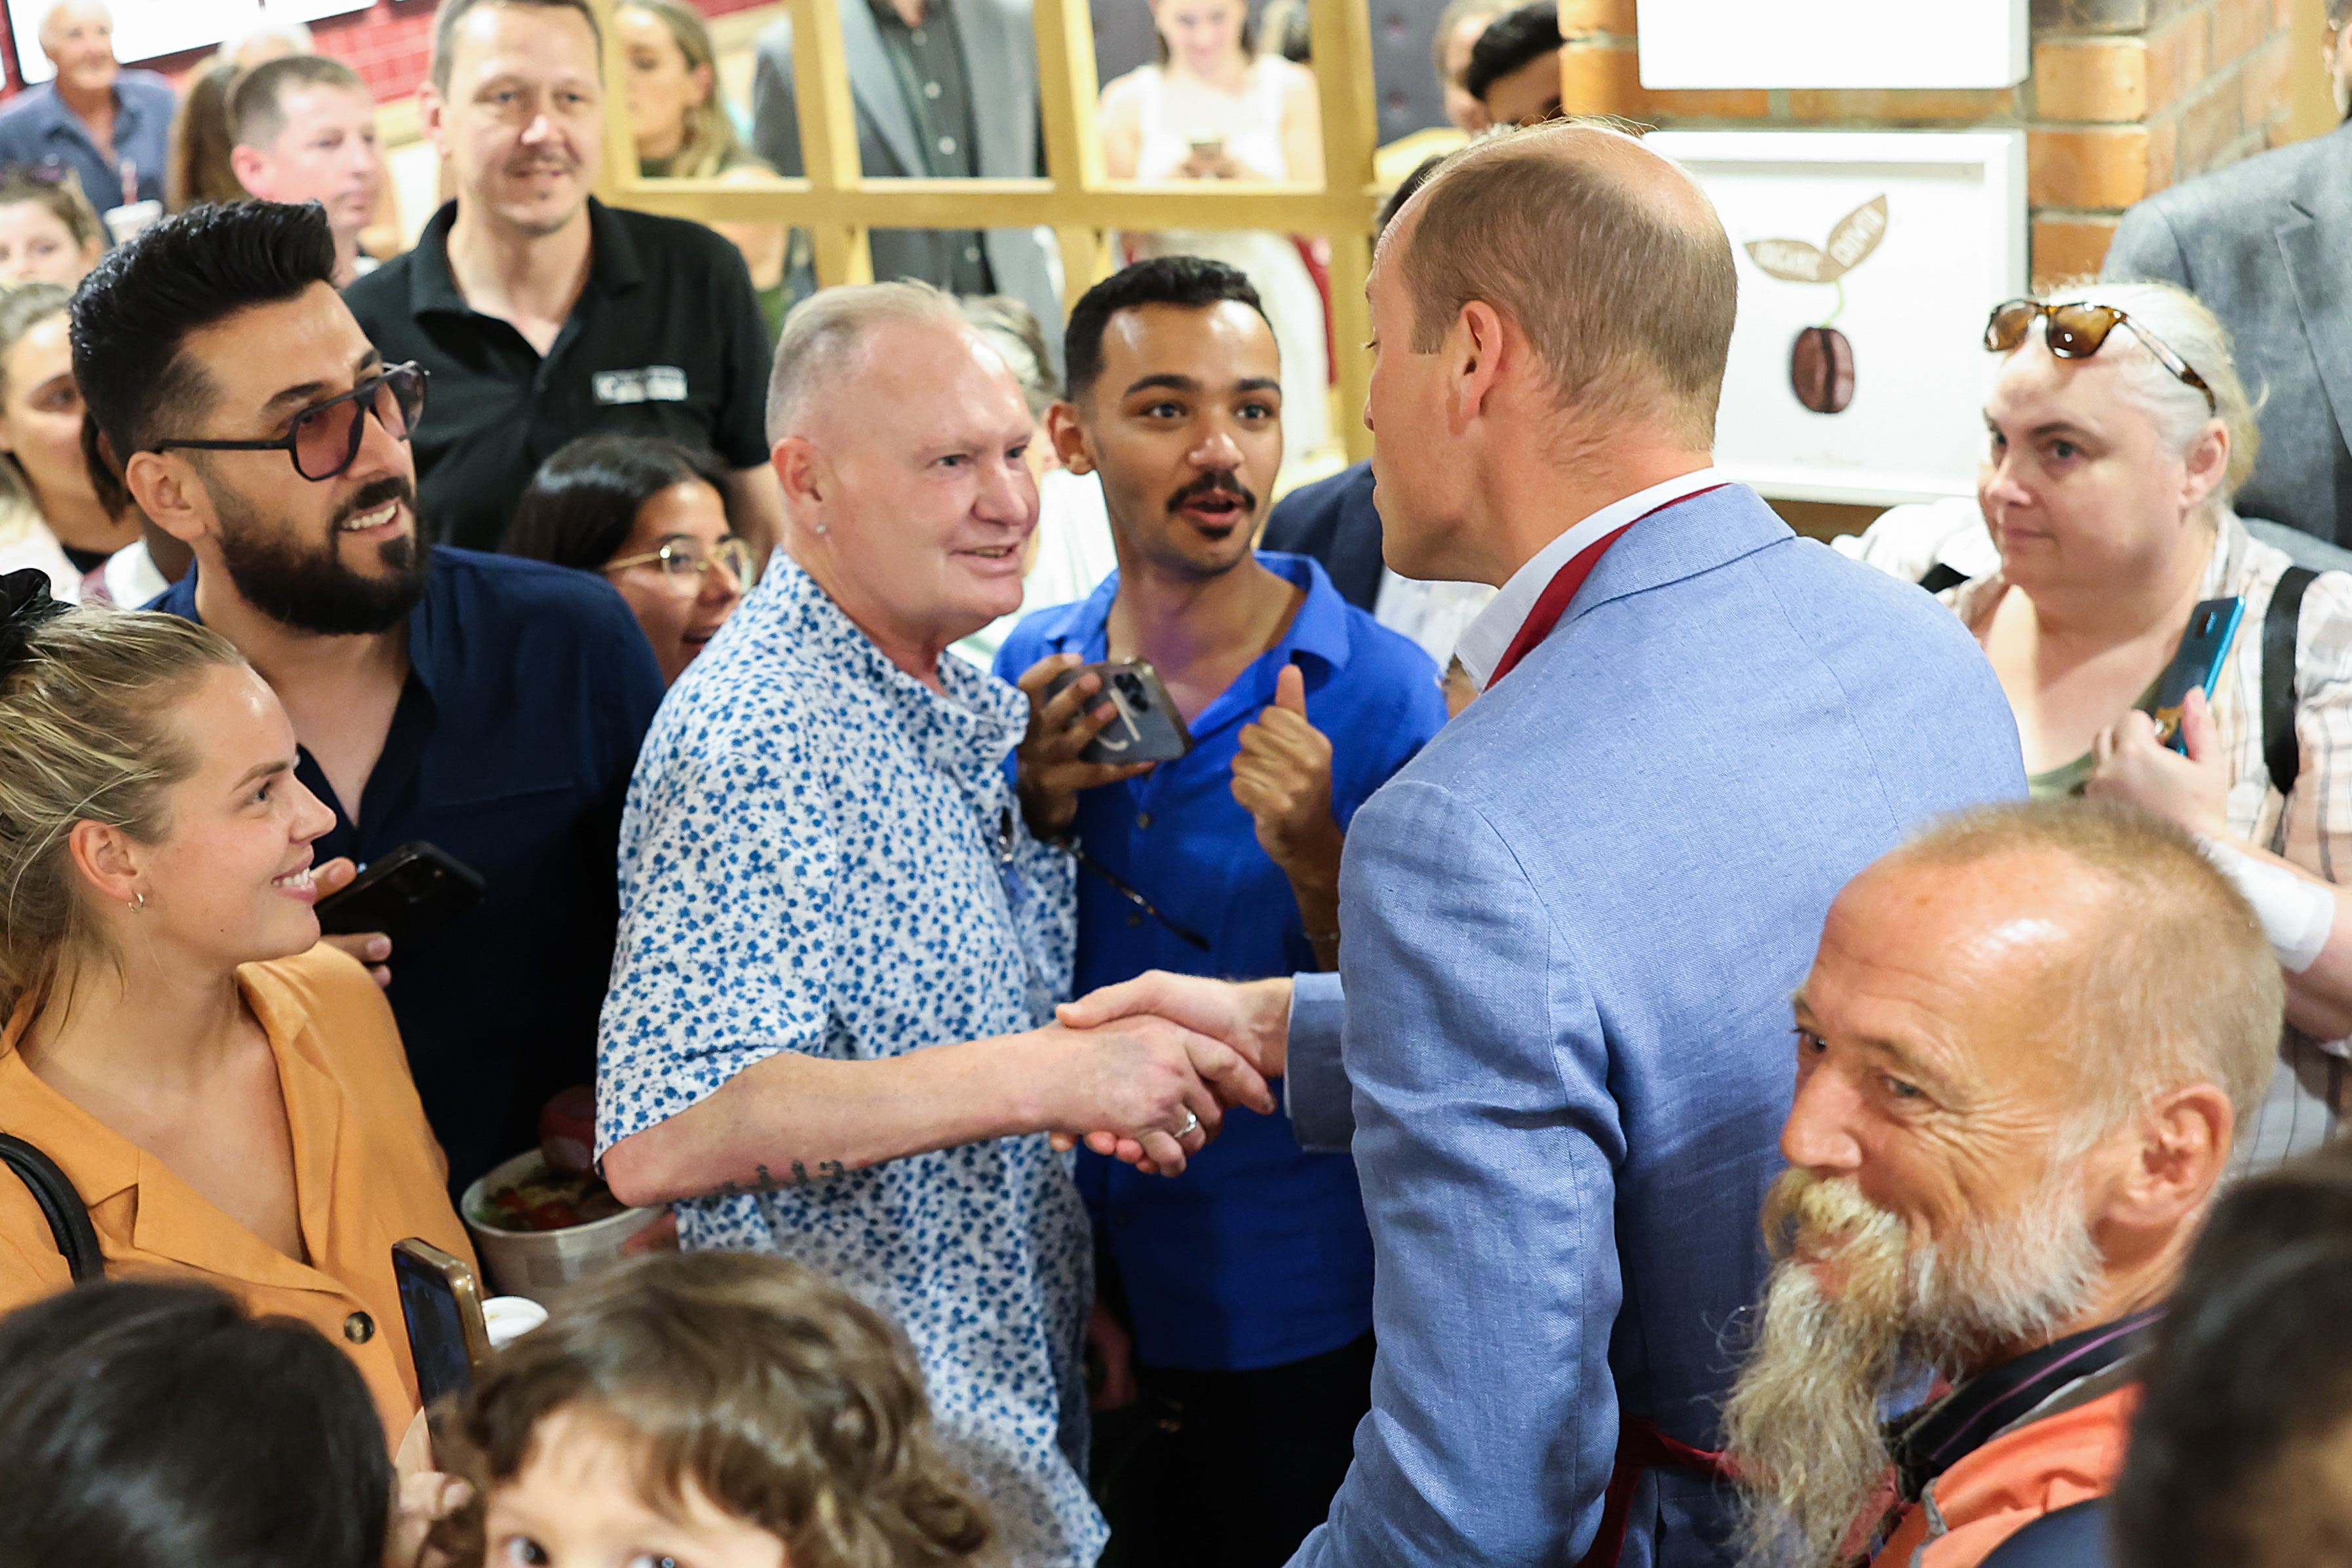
214,475,428,636
1722,1166,2106,1568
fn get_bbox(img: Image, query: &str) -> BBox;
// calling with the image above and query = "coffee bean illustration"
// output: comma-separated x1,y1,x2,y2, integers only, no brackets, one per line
1790,325,1855,414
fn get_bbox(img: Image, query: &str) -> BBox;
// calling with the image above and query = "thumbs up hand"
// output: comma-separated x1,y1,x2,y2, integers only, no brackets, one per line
1232,664,1345,961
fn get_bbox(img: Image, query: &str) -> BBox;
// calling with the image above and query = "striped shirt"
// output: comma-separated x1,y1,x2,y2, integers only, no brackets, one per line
1949,512,2352,1166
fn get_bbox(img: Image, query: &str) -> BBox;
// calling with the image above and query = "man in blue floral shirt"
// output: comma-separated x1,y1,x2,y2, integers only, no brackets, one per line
596,282,1271,1566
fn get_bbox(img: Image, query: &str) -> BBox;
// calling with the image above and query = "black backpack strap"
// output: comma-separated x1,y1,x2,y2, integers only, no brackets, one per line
2265,567,2317,800
0,1132,102,1284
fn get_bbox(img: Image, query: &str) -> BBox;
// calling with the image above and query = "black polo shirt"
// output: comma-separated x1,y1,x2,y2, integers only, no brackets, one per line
345,199,773,552
152,548,667,1192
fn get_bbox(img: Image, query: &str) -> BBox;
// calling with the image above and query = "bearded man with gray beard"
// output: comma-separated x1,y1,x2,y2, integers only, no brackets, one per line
1724,799,2283,1568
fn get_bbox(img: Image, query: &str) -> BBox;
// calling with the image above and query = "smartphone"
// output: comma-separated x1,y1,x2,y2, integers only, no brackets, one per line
2151,596,2245,752
392,1238,493,1409
316,842,486,938
1187,132,1226,161
1046,660,1194,765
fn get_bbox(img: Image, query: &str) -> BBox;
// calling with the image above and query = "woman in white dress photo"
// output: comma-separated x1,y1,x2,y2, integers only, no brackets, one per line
1098,0,1334,468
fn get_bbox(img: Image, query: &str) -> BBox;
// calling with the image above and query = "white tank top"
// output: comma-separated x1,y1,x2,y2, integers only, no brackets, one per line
1133,59,1292,182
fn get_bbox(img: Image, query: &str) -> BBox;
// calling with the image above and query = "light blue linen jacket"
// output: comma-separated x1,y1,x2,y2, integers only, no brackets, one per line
1284,484,2026,1568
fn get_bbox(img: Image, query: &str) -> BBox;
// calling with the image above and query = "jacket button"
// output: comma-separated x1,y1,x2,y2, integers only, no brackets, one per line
343,1311,375,1344
1136,813,1153,830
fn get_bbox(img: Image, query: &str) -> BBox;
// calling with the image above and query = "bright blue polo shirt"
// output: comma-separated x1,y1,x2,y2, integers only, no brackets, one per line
997,551,1446,1370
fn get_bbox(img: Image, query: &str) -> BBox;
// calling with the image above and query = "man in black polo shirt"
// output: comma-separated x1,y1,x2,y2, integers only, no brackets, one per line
75,199,665,1191
345,0,782,555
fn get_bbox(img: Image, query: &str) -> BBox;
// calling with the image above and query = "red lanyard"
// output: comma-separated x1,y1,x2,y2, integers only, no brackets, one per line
1486,485,1727,687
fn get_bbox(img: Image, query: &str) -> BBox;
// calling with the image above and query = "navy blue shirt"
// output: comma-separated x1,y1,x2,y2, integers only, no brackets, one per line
154,548,666,1191
0,71,176,223
997,552,1446,1369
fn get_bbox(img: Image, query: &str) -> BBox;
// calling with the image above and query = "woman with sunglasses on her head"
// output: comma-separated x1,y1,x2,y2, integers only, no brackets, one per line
1873,282,2352,1165
0,574,476,1447
505,434,752,686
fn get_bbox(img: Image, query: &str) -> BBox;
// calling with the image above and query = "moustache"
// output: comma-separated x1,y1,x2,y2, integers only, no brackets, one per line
1166,472,1258,516
1762,1169,1912,1315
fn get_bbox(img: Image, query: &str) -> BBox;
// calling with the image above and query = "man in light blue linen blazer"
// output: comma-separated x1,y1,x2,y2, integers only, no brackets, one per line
1064,123,2026,1567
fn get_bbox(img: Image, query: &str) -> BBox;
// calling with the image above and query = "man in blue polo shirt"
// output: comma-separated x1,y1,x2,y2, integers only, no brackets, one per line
72,200,664,1192
0,1,176,235
998,257,1446,1566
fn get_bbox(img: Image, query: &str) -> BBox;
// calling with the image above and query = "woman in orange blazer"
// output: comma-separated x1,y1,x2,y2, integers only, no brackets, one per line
0,578,475,1444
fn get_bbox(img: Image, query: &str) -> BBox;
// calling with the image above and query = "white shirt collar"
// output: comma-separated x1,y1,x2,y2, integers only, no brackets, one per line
1452,467,1729,689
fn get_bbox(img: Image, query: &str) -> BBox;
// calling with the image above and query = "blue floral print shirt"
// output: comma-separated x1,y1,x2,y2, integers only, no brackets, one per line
597,556,1100,1565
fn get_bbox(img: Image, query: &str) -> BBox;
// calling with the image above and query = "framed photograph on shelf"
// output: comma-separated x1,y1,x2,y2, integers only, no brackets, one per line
1646,130,2028,507
1634,0,2028,90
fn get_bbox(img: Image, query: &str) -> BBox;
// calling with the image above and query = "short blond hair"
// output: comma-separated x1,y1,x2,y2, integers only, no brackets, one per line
765,280,971,444
1395,119,1737,448
1895,799,2281,1138
2031,281,2261,507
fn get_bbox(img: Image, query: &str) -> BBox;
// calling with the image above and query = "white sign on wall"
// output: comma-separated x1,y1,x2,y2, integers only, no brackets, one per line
1636,0,2028,90
1646,130,2028,506
6,0,367,85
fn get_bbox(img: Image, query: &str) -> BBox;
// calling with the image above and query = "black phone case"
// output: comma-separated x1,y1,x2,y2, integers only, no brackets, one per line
315,843,487,936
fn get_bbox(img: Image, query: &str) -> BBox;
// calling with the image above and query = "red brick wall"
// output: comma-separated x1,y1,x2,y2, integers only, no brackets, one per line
1558,0,2303,290
2,0,773,101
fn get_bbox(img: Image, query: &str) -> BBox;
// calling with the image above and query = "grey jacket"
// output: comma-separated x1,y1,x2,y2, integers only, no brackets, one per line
750,0,1060,360
2105,123,2352,546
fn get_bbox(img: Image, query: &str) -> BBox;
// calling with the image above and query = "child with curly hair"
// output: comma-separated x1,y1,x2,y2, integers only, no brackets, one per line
428,1250,994,1568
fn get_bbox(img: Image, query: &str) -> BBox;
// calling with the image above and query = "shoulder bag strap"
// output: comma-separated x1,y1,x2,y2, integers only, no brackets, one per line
2265,567,2317,799
0,1132,102,1284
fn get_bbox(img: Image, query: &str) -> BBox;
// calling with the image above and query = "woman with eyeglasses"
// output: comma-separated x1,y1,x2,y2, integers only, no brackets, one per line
505,435,754,685
1860,282,2352,1164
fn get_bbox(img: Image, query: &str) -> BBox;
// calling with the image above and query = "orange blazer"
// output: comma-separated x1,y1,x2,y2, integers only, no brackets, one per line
0,944,479,1445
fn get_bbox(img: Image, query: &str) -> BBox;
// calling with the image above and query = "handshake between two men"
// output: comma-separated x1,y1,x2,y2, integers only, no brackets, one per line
993,647,1346,1177
599,657,1342,1204
1048,972,1296,1174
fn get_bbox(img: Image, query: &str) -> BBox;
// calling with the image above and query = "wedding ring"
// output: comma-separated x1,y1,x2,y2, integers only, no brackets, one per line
1178,1109,1201,1138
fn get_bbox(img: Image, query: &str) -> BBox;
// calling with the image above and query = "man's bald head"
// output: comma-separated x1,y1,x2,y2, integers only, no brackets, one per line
39,0,106,41
1387,119,1735,448
766,280,983,445
1868,800,2281,1138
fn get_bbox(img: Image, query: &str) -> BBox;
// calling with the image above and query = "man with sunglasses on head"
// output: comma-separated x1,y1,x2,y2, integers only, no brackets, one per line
72,201,665,1193
996,256,1446,1565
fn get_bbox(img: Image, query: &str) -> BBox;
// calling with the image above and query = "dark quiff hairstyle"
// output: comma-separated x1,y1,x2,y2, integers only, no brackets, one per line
431,0,603,96
229,54,370,151
505,434,735,567
1395,119,1737,448
2115,1139,2352,1568
0,1279,391,1568
1062,254,1269,402
429,1250,993,1568
1463,0,1562,104
69,199,339,490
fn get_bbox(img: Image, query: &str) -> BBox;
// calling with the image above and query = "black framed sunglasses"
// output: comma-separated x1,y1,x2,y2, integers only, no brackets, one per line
148,362,428,482
1982,299,2216,413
